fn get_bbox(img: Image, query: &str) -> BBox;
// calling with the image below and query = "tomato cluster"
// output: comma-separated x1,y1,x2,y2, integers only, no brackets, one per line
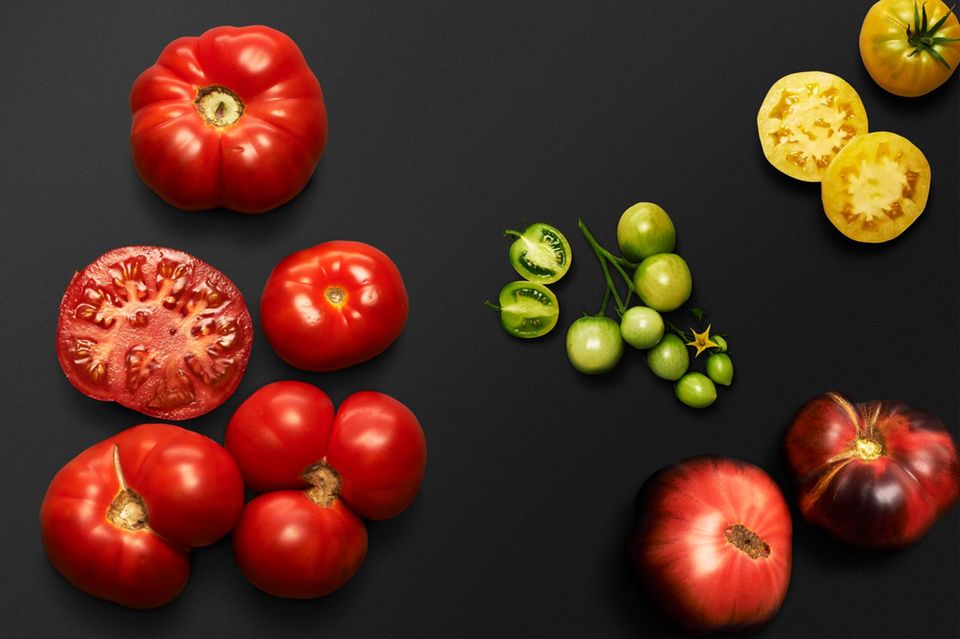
227,383,426,597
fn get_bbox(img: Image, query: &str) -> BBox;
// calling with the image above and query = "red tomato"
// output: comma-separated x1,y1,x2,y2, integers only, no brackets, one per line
260,241,409,372
130,25,327,213
227,383,427,598
786,392,960,548
629,457,792,634
39,424,244,608
55,246,253,420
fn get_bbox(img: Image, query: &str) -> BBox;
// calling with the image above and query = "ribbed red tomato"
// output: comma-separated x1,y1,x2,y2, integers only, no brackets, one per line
786,392,960,548
130,25,327,213
226,383,427,598
55,246,253,420
260,241,409,372
629,457,792,634
39,424,244,608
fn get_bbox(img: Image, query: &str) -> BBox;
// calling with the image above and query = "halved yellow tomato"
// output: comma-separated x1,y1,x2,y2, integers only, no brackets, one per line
821,132,930,243
860,0,960,97
758,72,869,182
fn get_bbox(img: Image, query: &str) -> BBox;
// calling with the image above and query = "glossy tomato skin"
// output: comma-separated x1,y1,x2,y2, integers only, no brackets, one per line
233,492,367,599
786,393,960,548
225,381,335,493
130,25,327,213
260,241,409,372
629,457,792,634
860,0,960,97
328,391,428,520
40,424,244,608
55,246,254,421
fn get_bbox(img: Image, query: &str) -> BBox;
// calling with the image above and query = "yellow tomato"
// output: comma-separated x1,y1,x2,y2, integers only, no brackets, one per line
757,72,869,182
821,132,930,243
860,0,960,97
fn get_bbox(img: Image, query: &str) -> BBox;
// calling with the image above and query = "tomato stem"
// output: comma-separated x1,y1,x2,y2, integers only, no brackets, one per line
578,218,637,316
483,300,501,312
502,229,523,240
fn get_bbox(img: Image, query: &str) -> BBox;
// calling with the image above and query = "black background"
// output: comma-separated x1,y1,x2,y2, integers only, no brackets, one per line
1,1,958,637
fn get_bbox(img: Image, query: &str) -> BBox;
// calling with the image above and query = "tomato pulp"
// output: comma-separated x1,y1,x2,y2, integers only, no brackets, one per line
56,246,253,420
130,25,327,213
629,457,792,634
786,392,960,548
40,424,244,608
226,383,427,598
260,241,409,372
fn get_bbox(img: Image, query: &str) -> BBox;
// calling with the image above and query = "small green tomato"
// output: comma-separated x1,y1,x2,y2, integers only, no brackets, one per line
712,335,728,352
706,353,734,386
504,223,572,284
633,253,692,312
616,202,676,262
619,306,664,349
488,281,559,338
566,316,624,374
675,372,717,408
645,333,689,380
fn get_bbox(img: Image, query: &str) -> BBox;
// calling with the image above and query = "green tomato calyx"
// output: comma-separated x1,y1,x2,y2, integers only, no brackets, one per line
906,1,960,69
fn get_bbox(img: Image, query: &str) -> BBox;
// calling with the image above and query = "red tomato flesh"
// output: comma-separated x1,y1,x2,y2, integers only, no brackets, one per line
56,246,253,420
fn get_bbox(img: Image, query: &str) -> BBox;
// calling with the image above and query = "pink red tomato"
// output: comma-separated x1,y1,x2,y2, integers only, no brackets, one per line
260,241,409,372
130,25,327,213
55,246,253,420
786,392,960,548
226,382,427,598
629,457,792,634
40,424,244,608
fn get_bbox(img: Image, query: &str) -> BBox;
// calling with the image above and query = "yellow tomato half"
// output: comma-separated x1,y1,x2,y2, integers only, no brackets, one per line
757,72,869,182
821,132,930,243
860,0,960,97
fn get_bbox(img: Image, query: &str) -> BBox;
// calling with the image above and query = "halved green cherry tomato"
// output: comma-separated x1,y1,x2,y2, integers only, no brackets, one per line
505,223,572,284
675,372,717,408
706,353,734,386
646,334,690,381
617,202,676,262
566,316,624,374
488,281,559,338
634,254,693,312
620,306,664,350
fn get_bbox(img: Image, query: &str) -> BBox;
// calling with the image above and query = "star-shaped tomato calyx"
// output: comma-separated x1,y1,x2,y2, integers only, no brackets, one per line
686,324,719,357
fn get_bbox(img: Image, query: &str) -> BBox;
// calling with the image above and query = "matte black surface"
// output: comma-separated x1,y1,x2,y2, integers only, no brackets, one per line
1,1,957,637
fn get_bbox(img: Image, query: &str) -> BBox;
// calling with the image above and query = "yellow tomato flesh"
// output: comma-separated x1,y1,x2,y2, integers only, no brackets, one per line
860,0,960,97
757,71,869,182
821,132,930,243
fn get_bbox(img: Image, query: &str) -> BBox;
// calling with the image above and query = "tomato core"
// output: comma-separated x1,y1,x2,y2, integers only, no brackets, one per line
105,445,149,531
724,524,770,559
324,286,346,307
301,461,342,507
195,85,244,127
854,437,884,461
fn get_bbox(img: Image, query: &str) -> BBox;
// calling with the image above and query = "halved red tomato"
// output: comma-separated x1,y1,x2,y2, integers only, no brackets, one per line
55,246,253,420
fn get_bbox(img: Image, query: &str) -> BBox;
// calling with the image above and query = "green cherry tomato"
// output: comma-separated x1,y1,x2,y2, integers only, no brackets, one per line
633,253,692,312
711,335,728,352
646,333,689,380
566,316,624,374
620,306,664,350
617,202,677,262
505,223,572,284
674,372,717,408
490,281,559,338
706,353,734,386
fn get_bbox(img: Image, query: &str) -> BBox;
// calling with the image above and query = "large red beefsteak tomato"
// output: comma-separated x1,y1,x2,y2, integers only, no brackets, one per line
629,456,792,634
130,25,327,213
40,424,244,608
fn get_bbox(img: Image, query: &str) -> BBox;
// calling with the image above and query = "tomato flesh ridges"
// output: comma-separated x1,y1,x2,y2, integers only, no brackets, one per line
57,247,253,420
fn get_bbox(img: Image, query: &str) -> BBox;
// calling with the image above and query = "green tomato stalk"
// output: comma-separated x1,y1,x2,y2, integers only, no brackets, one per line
578,218,638,317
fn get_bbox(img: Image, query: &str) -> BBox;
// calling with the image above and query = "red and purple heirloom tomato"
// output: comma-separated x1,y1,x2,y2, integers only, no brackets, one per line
130,25,327,213
786,392,960,548
629,457,792,634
